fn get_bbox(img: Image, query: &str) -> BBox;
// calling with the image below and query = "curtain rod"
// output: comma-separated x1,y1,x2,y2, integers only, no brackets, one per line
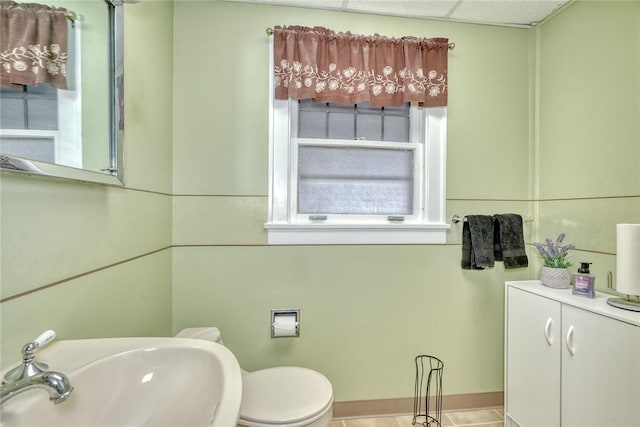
65,11,77,22
265,27,455,50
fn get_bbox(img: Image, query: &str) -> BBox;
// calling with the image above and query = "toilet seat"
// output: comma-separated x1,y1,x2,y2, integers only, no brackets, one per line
238,367,333,427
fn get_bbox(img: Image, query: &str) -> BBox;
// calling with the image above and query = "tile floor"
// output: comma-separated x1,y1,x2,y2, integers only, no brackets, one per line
331,408,504,427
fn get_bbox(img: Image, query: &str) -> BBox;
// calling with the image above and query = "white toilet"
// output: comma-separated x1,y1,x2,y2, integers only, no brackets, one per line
176,327,333,427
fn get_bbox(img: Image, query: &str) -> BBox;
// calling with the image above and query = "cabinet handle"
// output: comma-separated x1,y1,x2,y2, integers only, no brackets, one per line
566,325,575,355
544,317,554,346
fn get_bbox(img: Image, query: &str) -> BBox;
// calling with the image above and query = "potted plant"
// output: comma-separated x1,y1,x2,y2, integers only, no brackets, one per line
533,233,576,289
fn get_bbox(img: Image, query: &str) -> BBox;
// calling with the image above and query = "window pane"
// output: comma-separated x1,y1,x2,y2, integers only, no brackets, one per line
355,102,381,113
356,113,382,141
27,99,58,130
298,110,326,138
328,112,355,139
297,101,411,143
0,137,55,163
298,99,327,111
0,86,24,97
384,115,410,142
1,84,58,131
327,103,354,112
27,83,57,98
382,103,410,114
0,98,26,129
298,145,414,215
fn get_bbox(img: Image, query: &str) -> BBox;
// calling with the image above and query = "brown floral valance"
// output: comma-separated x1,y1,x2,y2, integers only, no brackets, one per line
273,25,448,107
0,1,69,89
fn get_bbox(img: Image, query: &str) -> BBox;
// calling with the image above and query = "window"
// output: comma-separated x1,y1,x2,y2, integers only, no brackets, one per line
265,42,449,245
0,22,81,168
1,84,59,163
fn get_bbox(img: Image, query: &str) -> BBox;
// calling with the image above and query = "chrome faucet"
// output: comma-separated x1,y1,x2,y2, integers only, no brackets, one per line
1,331,73,405
1,371,73,404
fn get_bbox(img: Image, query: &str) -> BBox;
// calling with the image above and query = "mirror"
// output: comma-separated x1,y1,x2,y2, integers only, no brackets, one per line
0,0,124,186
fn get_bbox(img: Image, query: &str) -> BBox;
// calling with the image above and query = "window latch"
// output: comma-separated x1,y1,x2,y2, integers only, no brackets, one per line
309,215,328,222
387,216,405,222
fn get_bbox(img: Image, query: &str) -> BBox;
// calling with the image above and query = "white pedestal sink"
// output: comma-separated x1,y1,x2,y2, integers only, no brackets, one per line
0,337,243,427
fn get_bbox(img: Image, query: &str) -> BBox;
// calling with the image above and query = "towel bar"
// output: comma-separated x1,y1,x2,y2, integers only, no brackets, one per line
451,214,534,224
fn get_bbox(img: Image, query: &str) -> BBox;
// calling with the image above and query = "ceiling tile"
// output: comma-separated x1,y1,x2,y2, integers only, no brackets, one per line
346,0,459,19
222,0,346,9
221,0,572,27
450,0,569,26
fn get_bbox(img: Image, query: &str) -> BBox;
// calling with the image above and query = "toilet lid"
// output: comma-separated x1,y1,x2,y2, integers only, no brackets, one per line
240,367,333,424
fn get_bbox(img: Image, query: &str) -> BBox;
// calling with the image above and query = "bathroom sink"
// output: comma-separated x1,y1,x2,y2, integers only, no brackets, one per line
0,337,242,427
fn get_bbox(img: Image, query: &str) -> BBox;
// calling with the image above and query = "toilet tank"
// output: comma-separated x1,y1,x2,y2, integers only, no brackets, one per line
175,327,224,345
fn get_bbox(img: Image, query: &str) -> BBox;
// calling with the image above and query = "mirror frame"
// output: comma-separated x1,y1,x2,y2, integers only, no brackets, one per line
0,0,125,186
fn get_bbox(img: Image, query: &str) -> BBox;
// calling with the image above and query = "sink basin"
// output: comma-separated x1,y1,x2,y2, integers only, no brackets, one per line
0,337,242,427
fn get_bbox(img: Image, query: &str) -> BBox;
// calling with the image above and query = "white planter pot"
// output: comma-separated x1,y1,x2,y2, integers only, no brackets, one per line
540,266,571,289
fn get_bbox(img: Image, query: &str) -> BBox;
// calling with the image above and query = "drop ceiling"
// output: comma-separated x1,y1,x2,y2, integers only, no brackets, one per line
223,0,572,28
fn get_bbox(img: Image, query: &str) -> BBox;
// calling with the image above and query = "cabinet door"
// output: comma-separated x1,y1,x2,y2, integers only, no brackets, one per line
506,287,561,427
562,305,640,427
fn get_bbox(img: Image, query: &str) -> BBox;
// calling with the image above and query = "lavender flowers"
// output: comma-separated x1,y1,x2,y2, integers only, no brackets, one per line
533,233,576,268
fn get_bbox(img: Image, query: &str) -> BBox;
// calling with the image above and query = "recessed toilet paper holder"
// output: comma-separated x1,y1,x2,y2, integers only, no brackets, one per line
271,308,300,338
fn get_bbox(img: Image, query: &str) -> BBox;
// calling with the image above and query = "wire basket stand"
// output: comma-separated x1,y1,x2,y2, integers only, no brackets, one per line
412,355,444,427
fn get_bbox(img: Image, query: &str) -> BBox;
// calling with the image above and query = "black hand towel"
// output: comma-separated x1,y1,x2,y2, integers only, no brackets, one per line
461,215,495,270
494,214,528,269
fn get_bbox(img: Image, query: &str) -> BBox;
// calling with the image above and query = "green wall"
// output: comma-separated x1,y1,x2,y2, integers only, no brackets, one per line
0,1,175,367
171,1,532,402
534,0,640,286
1,0,638,409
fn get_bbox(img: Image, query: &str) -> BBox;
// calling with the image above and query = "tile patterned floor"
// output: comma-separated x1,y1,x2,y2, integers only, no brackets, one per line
331,408,504,427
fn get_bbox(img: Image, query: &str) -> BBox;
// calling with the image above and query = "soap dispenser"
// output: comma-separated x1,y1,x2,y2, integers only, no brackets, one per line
573,262,595,298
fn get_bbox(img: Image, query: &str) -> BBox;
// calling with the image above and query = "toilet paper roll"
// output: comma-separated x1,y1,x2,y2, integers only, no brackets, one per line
616,224,640,296
272,314,299,337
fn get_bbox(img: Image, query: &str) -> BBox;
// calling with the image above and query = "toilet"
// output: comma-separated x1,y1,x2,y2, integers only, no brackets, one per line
175,327,333,427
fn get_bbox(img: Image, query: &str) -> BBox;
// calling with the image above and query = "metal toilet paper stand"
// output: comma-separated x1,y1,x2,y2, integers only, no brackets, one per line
412,355,444,427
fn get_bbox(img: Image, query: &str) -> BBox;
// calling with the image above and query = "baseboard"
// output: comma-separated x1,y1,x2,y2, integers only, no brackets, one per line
333,391,504,419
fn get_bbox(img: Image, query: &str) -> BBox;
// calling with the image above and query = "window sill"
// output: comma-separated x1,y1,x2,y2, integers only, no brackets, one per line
264,223,450,245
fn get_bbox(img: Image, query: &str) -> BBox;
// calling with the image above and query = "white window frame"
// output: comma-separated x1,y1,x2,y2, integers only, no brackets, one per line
265,38,449,245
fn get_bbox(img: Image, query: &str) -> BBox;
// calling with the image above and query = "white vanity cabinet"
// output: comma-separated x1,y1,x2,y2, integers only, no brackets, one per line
505,280,640,427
